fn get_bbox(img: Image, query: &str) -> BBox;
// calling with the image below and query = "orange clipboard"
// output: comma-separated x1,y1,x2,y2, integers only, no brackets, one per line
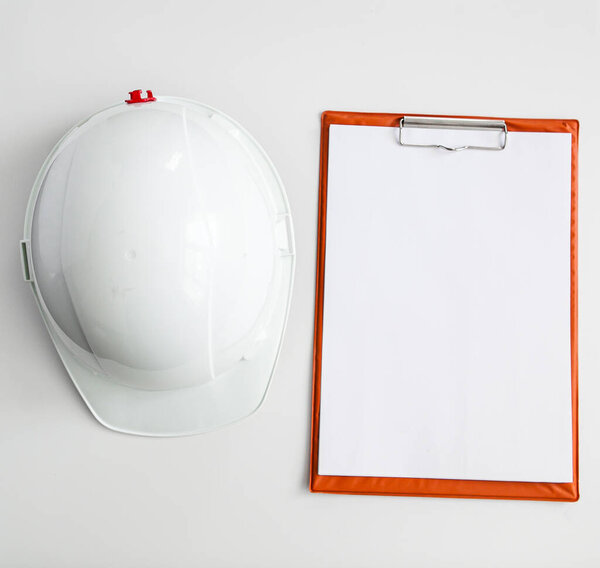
310,111,578,501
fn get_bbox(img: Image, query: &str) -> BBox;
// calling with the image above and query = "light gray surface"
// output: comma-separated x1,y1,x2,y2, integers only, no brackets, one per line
0,1,599,566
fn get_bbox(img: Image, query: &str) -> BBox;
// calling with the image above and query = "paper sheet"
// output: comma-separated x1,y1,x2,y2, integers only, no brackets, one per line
318,124,573,482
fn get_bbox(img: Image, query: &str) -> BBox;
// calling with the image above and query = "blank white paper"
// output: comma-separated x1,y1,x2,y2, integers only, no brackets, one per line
318,124,573,483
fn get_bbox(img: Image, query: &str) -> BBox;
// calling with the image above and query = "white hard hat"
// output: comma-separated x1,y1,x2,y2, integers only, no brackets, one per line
21,90,295,436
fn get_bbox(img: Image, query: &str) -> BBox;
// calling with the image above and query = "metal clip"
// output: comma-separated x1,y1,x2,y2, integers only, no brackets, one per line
399,116,507,152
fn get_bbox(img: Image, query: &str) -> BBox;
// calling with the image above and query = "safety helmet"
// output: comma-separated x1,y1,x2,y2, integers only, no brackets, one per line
20,90,295,436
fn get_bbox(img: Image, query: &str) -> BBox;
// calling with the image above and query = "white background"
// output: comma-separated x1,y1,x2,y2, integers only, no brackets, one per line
0,1,598,566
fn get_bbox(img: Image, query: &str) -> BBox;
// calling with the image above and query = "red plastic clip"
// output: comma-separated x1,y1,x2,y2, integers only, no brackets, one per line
125,89,156,104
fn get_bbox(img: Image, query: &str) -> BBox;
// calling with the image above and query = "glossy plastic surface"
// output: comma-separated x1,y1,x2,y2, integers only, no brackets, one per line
22,96,295,436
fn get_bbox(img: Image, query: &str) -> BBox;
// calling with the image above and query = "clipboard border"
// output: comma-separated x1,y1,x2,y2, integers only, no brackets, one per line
310,111,579,501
